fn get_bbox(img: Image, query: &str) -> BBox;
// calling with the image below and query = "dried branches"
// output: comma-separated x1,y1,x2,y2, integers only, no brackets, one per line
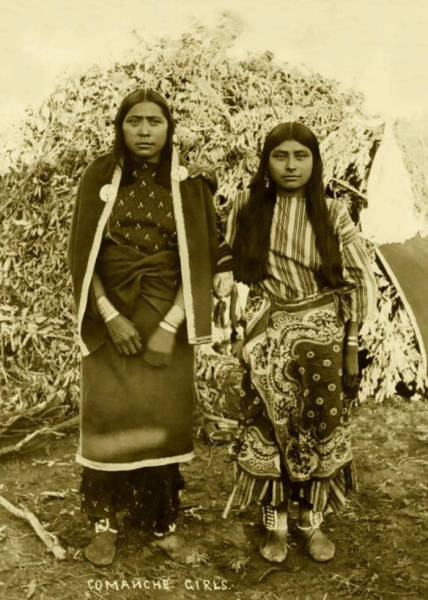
0,416,79,457
0,18,424,411
0,492,67,560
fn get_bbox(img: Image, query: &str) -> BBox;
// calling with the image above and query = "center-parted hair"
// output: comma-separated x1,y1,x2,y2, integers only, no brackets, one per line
233,122,344,288
113,88,175,188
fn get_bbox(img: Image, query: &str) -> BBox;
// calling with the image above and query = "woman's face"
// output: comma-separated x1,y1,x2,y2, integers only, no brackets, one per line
122,101,169,162
268,139,313,192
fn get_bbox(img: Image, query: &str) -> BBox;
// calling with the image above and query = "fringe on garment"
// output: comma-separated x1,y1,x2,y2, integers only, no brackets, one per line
222,461,358,519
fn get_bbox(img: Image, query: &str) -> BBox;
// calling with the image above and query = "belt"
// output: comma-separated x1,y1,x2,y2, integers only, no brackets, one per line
270,291,339,314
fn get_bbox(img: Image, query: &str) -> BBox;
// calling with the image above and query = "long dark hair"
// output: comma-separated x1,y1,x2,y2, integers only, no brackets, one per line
233,122,344,288
113,88,175,188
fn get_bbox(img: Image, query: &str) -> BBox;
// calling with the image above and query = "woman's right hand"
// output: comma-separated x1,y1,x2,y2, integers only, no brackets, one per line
105,314,142,355
343,344,359,391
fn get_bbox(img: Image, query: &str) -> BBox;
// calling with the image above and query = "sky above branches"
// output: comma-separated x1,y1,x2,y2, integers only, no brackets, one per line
1,0,427,140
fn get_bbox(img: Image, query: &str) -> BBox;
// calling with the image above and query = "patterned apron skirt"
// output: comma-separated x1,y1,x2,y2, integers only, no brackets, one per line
224,290,356,517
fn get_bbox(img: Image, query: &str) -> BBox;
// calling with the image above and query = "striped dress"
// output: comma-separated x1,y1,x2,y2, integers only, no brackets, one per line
229,189,376,321
224,190,377,516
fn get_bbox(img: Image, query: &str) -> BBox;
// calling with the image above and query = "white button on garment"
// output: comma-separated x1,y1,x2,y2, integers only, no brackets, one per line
99,184,114,203
171,166,189,182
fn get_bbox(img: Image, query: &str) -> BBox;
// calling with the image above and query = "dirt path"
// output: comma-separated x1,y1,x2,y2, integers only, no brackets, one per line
0,399,427,600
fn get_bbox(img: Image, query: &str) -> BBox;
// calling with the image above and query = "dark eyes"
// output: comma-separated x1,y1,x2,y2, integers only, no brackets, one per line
126,118,163,125
272,153,309,159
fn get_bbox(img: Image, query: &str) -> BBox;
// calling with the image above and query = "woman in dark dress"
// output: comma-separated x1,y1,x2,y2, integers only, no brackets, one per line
224,122,376,563
68,88,233,565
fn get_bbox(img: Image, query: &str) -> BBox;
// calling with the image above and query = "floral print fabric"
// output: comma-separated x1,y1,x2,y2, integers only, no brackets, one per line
106,162,177,254
231,290,354,511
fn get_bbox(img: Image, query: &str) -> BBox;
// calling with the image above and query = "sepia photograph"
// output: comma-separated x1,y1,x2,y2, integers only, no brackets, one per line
1,1,427,598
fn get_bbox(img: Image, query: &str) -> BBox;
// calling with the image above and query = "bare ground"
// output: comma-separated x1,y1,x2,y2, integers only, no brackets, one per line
0,398,427,600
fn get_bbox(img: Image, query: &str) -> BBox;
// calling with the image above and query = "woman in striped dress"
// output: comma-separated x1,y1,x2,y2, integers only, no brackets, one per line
224,122,376,563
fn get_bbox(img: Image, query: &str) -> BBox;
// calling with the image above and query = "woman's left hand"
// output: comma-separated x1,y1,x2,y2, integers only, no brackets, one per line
343,344,359,390
143,325,176,367
213,271,234,298
188,163,217,189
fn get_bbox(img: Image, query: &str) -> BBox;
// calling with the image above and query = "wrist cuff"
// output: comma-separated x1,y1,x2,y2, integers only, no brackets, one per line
159,320,177,334
97,296,119,322
164,304,185,328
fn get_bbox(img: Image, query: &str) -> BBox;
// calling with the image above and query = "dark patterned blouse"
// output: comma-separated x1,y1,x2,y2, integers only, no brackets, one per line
105,162,177,254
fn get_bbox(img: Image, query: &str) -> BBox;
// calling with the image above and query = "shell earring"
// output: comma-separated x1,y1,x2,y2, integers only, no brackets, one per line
264,172,270,189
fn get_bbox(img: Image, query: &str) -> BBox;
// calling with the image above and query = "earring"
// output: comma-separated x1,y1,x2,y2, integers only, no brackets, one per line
264,172,270,189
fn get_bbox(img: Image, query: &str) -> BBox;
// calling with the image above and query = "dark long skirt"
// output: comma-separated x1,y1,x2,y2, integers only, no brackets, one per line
77,295,194,469
77,291,194,529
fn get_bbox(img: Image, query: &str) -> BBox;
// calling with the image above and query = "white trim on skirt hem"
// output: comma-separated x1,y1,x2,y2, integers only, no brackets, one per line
75,451,194,471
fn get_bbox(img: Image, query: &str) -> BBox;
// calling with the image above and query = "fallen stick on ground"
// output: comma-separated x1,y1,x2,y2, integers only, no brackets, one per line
0,492,67,560
257,566,282,583
0,427,61,458
40,491,67,500
0,416,79,458
51,415,79,432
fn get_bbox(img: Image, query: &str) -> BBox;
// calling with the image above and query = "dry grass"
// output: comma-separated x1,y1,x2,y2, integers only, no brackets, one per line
0,398,427,600
0,15,425,412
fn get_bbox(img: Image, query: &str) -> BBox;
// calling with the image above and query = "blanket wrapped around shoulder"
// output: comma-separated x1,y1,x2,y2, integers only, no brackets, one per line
96,243,180,318
68,149,232,356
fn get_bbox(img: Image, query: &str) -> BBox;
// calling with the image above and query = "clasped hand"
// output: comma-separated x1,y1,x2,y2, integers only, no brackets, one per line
105,314,142,356
106,314,176,366
187,163,217,190
143,325,176,367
